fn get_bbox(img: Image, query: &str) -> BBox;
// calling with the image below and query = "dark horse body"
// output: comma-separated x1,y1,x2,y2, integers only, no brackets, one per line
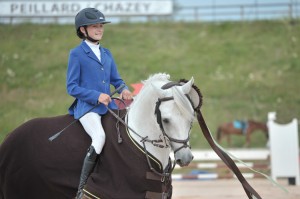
216,120,268,147
0,111,171,199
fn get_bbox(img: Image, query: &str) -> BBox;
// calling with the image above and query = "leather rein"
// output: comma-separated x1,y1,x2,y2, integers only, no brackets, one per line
195,110,261,199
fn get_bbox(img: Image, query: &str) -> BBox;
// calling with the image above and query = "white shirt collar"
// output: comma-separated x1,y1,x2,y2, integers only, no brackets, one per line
84,40,101,61
85,40,100,49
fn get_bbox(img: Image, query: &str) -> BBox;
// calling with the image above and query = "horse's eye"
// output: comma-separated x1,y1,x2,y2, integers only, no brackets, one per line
162,118,169,124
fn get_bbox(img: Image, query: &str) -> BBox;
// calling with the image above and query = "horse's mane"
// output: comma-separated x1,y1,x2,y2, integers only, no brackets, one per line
248,120,265,124
248,120,268,131
142,73,171,86
134,73,170,101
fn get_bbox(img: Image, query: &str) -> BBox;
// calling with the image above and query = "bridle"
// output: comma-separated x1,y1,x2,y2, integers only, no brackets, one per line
154,81,196,154
154,96,193,154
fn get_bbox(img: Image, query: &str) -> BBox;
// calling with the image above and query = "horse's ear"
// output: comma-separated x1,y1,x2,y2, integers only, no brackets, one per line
180,77,203,110
181,77,194,94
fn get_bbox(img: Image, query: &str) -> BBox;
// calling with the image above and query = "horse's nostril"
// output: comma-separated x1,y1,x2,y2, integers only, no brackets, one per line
176,159,181,164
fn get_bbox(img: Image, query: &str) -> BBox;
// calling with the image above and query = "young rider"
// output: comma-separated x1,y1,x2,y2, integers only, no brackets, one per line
66,7,132,198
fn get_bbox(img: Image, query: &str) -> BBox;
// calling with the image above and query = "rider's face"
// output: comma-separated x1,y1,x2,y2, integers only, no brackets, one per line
80,23,104,43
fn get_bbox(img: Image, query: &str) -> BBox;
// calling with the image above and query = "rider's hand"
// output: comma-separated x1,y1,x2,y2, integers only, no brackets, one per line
98,93,111,106
120,89,133,100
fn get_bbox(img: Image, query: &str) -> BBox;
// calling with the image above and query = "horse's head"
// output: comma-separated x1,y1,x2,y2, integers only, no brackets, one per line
129,73,202,168
152,76,201,167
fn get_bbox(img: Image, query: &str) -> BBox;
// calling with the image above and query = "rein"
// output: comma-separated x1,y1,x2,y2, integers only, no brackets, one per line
195,109,262,199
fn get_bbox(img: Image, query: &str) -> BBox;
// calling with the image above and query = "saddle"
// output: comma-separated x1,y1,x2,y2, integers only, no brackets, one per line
233,120,248,134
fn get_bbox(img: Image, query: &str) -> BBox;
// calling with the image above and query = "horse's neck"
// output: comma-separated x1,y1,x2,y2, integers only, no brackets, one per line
127,97,171,169
250,121,267,132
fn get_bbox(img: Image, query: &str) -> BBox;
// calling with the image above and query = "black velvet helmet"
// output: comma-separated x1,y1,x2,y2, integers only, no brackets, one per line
75,8,111,30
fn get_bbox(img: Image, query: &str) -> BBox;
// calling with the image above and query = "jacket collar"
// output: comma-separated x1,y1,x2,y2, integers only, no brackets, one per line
80,41,106,65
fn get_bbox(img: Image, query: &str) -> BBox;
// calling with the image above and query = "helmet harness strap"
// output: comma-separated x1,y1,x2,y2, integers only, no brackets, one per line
83,26,99,43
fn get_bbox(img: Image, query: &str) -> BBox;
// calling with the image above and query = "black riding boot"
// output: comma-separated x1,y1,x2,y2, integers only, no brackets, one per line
76,146,98,199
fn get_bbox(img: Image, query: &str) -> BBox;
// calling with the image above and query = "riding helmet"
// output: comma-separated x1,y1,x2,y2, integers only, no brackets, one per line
75,8,111,31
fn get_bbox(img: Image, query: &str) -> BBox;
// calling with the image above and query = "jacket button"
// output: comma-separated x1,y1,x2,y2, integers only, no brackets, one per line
102,80,105,83
101,68,104,70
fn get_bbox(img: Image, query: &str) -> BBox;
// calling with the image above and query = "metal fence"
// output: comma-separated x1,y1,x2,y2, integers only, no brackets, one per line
0,1,299,24
173,2,300,22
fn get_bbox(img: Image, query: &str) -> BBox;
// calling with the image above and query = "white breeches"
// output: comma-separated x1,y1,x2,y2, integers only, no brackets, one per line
79,112,105,154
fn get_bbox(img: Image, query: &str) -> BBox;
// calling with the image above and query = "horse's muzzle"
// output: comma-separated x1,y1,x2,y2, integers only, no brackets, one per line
175,148,194,167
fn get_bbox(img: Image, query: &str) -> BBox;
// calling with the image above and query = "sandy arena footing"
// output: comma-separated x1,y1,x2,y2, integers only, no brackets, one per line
172,179,300,199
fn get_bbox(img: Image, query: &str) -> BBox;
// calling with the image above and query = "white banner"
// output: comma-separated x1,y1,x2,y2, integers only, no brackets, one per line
0,1,173,16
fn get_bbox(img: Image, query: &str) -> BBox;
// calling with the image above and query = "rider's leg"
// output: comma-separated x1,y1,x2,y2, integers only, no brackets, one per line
76,112,106,198
76,145,98,198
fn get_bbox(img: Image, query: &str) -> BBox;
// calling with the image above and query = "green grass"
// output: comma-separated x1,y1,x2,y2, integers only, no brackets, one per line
1,20,299,148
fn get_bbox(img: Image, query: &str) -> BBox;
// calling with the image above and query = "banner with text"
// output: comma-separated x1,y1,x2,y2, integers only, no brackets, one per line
0,1,173,17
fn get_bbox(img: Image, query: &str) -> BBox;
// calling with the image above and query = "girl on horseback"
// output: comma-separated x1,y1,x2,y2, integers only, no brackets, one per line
66,7,132,198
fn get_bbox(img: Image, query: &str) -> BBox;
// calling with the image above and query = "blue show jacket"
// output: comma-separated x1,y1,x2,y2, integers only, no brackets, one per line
66,41,128,119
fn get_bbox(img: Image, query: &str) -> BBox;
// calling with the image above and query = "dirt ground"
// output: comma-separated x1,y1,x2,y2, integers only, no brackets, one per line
172,179,300,199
